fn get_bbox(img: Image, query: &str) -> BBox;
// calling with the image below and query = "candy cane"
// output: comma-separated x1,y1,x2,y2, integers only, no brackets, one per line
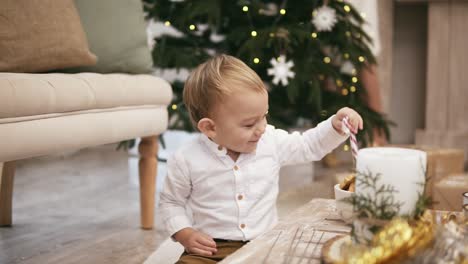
342,116,358,161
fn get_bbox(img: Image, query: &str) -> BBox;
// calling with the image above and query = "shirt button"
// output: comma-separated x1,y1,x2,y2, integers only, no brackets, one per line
240,223,246,229
234,165,239,170
218,145,223,151
237,194,243,200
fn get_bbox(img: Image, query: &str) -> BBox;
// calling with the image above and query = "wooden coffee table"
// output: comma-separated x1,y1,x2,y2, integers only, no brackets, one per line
220,199,350,264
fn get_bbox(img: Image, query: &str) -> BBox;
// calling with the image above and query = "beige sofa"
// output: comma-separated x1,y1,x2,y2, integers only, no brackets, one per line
0,72,172,229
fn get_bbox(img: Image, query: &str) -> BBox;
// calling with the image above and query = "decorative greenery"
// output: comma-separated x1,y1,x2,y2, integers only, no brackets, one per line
411,159,434,219
345,169,403,221
142,0,392,145
344,162,433,244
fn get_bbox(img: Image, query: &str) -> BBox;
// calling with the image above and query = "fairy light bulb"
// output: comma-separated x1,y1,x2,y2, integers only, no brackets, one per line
336,79,343,87
350,86,357,92
171,104,177,110
164,21,171,26
352,77,358,83
311,32,318,38
343,53,350,59
358,56,365,62
344,144,350,151
344,5,351,12
280,9,286,15
253,57,260,64
342,88,349,96
251,30,257,37
242,6,249,12
189,24,196,30
323,57,331,64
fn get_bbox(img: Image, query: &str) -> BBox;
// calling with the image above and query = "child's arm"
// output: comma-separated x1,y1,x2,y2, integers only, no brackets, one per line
159,152,217,256
272,107,362,166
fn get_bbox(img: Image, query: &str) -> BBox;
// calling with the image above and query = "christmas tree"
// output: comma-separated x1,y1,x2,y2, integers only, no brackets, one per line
143,0,391,146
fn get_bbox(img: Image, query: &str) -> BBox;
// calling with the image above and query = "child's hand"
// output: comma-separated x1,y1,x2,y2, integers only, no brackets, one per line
332,107,363,134
173,227,217,256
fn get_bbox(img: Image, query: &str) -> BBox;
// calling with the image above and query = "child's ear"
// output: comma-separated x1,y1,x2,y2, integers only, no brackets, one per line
197,118,216,138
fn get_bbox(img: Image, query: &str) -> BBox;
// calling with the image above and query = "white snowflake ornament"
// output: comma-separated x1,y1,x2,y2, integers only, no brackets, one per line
340,60,356,75
312,5,338,32
267,55,295,86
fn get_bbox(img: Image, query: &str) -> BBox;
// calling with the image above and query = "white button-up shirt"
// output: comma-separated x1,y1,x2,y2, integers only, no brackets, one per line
160,116,347,241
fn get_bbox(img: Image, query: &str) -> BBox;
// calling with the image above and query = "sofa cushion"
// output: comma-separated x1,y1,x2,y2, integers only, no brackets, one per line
69,0,153,74
0,73,172,119
0,0,97,73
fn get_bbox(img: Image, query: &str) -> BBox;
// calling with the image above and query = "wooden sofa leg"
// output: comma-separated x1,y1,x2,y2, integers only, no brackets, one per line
138,136,158,230
0,161,15,226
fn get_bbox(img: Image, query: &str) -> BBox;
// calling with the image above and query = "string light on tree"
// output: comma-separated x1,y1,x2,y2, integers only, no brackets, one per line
171,104,177,110
343,5,351,12
280,8,286,15
323,56,331,64
267,55,295,86
251,30,257,37
344,144,350,151
189,24,196,30
242,6,248,12
253,57,260,64
311,32,318,38
164,21,171,26
352,76,358,83
350,86,357,92
358,56,366,62
312,5,337,32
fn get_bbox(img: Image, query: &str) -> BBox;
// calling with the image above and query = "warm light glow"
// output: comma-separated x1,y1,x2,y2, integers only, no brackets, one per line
350,86,357,92
171,104,177,110
336,79,343,87
343,53,350,59
189,24,195,30
344,144,350,151
358,56,365,62
352,77,358,83
164,21,171,26
253,58,260,64
344,5,351,12
311,32,318,38
242,6,249,12
280,9,286,15
342,88,349,96
323,57,331,64
251,31,257,37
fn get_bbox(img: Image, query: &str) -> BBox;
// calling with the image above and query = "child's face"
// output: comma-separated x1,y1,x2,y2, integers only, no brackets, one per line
211,89,268,154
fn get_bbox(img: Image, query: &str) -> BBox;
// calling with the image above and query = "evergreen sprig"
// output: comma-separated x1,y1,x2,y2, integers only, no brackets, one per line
345,168,403,221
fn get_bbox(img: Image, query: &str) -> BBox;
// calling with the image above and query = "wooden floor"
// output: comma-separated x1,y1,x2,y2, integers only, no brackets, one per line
0,145,343,264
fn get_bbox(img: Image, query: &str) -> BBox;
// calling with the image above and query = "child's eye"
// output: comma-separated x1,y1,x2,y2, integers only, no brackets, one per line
245,124,255,128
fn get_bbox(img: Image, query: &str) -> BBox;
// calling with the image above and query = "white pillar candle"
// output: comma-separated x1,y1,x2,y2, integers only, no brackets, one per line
356,147,427,216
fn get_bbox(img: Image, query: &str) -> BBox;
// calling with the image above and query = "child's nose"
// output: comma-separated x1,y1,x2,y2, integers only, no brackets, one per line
255,123,266,136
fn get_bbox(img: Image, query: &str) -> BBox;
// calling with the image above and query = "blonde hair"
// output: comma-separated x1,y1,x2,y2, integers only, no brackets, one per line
183,54,266,129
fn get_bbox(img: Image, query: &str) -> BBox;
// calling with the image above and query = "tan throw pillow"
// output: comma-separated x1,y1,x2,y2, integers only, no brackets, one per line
0,0,97,73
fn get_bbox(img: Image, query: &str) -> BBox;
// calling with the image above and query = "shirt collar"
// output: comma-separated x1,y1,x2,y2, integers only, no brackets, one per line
199,134,227,157
198,133,260,160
